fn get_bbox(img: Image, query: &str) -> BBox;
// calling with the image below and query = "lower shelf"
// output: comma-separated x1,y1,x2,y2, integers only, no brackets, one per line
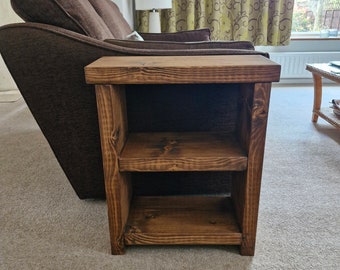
314,108,340,128
124,196,242,246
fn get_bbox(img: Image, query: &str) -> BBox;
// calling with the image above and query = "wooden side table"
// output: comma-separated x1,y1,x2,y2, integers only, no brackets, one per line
306,63,340,129
85,55,281,256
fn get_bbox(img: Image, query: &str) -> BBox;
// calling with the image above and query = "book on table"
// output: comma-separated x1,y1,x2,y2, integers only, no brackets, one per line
331,99,340,116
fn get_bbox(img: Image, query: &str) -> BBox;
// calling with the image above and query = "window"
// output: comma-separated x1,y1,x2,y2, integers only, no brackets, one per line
292,0,340,37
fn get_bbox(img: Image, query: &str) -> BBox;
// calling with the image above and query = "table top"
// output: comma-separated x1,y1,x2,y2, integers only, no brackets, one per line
306,63,340,83
85,55,281,85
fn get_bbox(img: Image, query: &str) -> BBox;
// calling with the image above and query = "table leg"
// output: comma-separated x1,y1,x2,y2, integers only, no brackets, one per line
95,84,131,255
312,73,322,123
234,83,271,256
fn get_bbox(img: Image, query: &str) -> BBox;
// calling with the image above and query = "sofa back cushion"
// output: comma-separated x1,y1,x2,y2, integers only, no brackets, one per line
87,0,131,39
10,0,132,40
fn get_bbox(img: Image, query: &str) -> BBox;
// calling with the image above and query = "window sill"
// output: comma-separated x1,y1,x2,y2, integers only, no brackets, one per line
291,36,340,41
291,32,339,40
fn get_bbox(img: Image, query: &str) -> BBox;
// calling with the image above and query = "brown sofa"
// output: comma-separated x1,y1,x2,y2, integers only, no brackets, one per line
0,0,269,199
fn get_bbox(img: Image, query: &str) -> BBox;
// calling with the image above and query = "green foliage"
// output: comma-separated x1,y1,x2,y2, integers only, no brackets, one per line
325,0,340,9
292,6,315,32
293,0,340,32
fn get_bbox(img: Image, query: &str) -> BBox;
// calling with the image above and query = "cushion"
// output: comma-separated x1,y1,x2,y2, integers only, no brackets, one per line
125,31,144,41
87,0,131,39
140,28,211,42
10,0,131,40
105,39,255,51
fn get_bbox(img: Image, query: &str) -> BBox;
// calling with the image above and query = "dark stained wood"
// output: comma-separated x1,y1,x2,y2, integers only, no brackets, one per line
95,85,131,255
232,84,255,232
125,84,240,196
85,56,281,256
239,83,271,255
119,132,247,172
124,196,242,245
85,55,281,84
236,83,254,150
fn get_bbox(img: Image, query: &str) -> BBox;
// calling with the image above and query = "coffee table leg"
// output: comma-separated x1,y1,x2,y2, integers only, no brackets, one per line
312,73,322,123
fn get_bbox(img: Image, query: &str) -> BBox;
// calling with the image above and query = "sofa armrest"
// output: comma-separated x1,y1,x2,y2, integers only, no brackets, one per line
105,39,256,51
140,28,211,42
104,38,268,57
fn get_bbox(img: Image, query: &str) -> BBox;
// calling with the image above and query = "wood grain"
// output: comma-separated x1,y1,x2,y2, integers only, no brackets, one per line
306,63,340,83
306,64,340,128
314,107,340,128
95,85,131,255
124,196,242,245
119,132,247,172
85,55,281,84
238,83,271,256
86,55,281,256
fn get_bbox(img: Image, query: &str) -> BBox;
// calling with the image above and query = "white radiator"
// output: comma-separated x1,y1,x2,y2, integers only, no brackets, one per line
270,52,340,79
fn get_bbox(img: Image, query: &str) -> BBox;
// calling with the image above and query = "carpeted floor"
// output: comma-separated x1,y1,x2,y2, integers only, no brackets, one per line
0,85,339,270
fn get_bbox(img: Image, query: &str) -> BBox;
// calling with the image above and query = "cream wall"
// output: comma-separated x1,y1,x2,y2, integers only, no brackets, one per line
0,1,23,91
0,0,133,92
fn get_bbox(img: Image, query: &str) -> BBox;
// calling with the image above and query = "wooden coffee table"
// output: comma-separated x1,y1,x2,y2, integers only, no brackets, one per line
306,63,340,128
85,55,280,256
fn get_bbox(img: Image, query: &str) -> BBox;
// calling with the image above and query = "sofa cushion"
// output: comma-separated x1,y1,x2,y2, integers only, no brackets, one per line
125,31,144,41
88,0,131,39
140,28,211,42
10,0,131,40
105,39,256,51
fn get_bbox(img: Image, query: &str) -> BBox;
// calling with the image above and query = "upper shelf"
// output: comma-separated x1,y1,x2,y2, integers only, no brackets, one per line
85,55,281,85
119,132,247,172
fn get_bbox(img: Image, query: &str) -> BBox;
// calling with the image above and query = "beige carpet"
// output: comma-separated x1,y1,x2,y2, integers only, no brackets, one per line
1,85,339,270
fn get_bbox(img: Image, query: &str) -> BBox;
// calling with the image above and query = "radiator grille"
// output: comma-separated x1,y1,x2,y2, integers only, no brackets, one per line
270,52,340,79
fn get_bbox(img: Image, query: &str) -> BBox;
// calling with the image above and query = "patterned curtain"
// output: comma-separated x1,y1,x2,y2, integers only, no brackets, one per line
136,0,295,46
